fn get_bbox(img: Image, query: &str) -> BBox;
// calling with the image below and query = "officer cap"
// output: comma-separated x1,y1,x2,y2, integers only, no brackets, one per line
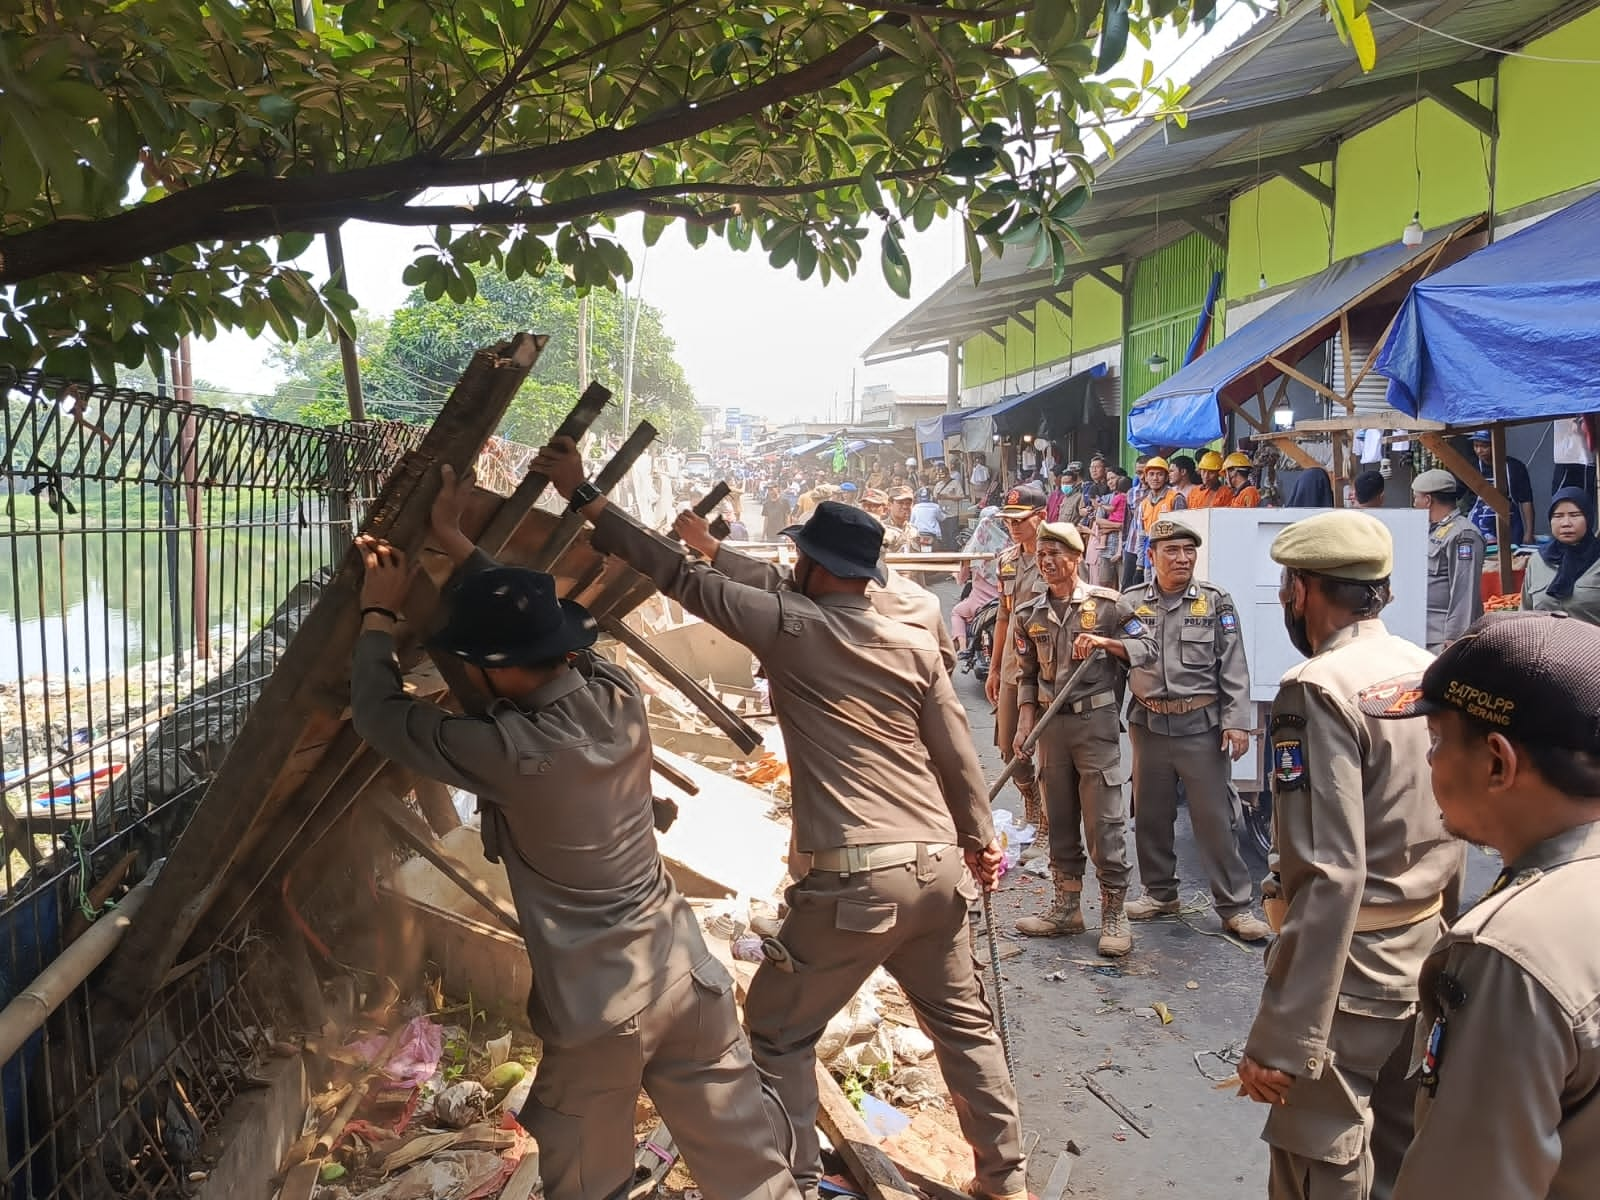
887,485,915,501
1270,510,1393,581
1411,468,1459,497
1223,452,1253,471
1065,460,1084,475
1037,521,1084,553
863,487,889,506
1359,612,1600,756
1143,456,1171,474
1197,451,1224,472
998,482,1049,518
1147,518,1202,548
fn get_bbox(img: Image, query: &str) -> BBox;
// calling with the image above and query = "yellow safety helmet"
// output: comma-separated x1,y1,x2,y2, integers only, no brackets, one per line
1197,451,1224,472
1222,452,1253,471
1143,456,1171,473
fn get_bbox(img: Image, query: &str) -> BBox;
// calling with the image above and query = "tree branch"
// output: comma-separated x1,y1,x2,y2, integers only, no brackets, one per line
429,0,574,156
0,15,904,283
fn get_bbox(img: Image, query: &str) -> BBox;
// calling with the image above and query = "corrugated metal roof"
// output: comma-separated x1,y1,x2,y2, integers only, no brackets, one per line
864,0,1599,362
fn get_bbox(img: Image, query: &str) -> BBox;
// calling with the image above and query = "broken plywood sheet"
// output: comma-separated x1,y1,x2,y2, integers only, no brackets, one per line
652,746,789,901
632,619,756,691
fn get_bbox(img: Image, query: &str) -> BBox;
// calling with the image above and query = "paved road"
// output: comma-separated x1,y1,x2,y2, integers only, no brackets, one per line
928,579,1497,1198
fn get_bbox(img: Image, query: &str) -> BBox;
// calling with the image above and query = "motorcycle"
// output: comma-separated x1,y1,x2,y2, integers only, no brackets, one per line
960,596,999,678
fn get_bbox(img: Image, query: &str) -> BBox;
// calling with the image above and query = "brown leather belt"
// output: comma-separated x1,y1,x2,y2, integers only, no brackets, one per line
1263,892,1444,934
1036,689,1117,714
1137,694,1217,715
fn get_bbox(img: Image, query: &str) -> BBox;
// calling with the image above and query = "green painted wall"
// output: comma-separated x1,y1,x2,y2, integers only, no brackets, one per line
1332,84,1491,259
1123,232,1223,464
1226,167,1333,299
960,265,1125,390
1497,8,1600,211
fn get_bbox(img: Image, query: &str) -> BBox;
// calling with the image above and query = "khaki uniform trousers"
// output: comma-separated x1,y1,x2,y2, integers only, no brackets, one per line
996,679,1037,791
745,847,1026,1196
1036,706,1130,889
521,964,798,1200
1128,725,1253,917
1264,1008,1417,1200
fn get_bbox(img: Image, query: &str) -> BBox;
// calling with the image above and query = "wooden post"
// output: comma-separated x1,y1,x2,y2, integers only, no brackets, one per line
1490,424,1515,596
371,791,521,935
530,421,658,572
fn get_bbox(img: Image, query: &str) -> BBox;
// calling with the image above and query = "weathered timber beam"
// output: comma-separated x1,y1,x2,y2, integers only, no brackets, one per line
97,334,546,1041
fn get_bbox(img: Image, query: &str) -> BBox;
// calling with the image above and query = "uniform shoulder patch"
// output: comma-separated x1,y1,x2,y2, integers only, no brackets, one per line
1121,616,1146,637
1272,738,1306,790
1220,610,1238,632
1457,540,1475,559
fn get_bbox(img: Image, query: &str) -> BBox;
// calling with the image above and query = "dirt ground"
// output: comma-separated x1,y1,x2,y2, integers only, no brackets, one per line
928,578,1499,1199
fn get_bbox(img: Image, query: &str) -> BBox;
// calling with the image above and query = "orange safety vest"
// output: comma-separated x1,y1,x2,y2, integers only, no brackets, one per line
1140,488,1181,530
1187,483,1235,510
1231,484,1262,509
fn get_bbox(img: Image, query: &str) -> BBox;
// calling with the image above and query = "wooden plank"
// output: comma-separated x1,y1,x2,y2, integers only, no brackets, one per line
372,790,522,936
601,617,764,754
1040,1150,1077,1200
412,777,462,837
814,1062,922,1200
501,1151,542,1200
531,421,659,571
97,335,546,1042
476,380,609,557
1265,356,1343,407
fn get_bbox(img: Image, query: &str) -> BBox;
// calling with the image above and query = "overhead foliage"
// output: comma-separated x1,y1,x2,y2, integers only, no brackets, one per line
0,0,1257,380
259,269,701,445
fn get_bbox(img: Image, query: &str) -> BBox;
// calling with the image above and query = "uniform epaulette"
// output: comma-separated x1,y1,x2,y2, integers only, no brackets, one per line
1086,585,1122,602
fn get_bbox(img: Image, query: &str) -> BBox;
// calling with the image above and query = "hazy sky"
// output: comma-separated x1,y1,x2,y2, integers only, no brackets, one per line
192,210,963,426
189,3,1258,427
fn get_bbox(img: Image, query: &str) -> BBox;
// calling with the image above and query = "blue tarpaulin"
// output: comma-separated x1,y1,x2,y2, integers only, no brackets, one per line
1376,191,1600,424
1126,221,1469,452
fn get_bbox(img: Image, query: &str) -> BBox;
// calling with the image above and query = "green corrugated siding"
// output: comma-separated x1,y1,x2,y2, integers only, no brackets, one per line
1121,232,1223,464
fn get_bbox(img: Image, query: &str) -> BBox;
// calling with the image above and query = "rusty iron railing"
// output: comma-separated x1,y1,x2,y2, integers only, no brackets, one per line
0,366,529,1197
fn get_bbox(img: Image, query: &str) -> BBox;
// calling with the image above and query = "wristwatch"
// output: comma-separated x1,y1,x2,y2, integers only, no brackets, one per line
568,479,603,511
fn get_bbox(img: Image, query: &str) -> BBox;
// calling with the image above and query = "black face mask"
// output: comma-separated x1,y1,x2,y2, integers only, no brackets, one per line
1282,584,1315,658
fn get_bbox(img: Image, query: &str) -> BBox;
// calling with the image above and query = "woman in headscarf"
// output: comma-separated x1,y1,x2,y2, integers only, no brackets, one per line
1522,487,1600,623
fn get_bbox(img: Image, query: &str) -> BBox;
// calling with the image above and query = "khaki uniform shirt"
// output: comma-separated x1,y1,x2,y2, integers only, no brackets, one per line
1394,821,1600,1200
1012,583,1154,708
881,520,911,554
1122,580,1251,736
1424,512,1485,649
591,508,993,855
350,572,710,1047
711,544,956,674
1247,620,1461,1080
996,546,1045,687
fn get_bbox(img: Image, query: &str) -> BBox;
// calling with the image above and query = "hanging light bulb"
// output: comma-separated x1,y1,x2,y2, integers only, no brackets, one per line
1147,351,1169,371
1402,211,1425,247
1258,271,1268,291
1272,402,1294,431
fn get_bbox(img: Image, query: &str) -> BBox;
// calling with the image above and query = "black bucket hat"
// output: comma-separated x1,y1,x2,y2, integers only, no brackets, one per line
430,566,598,668
780,500,887,585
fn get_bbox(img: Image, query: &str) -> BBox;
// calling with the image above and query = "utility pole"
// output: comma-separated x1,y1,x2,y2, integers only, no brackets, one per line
576,293,590,392
621,249,648,431
293,0,364,421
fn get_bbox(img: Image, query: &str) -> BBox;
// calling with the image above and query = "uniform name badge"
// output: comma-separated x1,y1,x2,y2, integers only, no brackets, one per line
1190,596,1208,617
1273,738,1306,789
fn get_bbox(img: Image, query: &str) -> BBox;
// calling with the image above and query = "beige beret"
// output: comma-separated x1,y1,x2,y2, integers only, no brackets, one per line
1038,521,1084,553
1147,517,1202,548
1410,468,1459,496
1270,510,1393,581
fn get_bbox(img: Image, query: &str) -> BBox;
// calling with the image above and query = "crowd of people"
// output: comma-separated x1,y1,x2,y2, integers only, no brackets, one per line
342,431,1597,1200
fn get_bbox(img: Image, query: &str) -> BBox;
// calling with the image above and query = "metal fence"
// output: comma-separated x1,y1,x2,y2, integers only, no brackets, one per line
0,366,463,1197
